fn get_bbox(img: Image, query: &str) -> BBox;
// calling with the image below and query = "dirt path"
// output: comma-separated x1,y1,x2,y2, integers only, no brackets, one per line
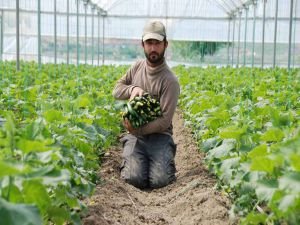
83,110,233,225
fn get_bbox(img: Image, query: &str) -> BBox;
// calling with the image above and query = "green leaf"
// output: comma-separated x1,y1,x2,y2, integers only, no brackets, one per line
248,144,268,159
255,179,278,202
278,194,298,212
24,166,71,186
0,197,42,225
22,180,51,214
189,102,203,114
72,176,95,197
54,187,80,208
1,184,24,203
278,172,300,193
70,211,82,225
200,137,221,152
271,110,293,127
34,150,62,164
205,117,222,131
206,139,236,160
219,126,246,140
4,113,16,136
47,206,70,225
73,139,91,154
220,157,240,183
23,119,50,140
23,165,54,179
240,212,268,225
250,156,275,173
0,161,25,177
82,124,100,142
74,95,91,108
43,109,66,123
41,169,71,186
260,128,284,142
17,139,53,153
289,153,300,171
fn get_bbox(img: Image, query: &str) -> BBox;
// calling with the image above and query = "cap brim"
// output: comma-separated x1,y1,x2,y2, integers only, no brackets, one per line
142,33,164,42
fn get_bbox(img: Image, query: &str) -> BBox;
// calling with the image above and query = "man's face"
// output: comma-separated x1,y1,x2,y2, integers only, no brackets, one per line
143,39,167,64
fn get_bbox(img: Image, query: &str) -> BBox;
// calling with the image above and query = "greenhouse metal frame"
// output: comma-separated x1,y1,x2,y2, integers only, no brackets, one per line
0,0,299,69
0,2,300,225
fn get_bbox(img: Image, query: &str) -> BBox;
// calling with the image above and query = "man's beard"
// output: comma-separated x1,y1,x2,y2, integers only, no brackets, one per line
144,50,165,64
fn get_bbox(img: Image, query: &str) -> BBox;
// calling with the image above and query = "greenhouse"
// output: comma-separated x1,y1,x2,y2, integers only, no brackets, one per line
0,1,300,225
0,0,299,68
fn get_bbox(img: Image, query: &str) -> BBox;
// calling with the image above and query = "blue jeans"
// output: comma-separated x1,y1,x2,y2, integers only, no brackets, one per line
120,133,177,189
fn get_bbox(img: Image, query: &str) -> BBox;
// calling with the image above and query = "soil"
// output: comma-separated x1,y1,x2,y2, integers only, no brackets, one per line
82,110,235,225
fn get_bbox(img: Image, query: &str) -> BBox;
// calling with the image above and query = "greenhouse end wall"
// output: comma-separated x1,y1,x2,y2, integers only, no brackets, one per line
0,0,299,68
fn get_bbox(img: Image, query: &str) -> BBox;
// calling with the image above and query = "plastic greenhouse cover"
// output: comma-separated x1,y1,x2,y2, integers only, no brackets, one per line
0,0,299,43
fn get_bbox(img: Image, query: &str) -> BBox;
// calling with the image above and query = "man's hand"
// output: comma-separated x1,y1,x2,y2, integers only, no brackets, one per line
130,87,144,100
123,118,135,133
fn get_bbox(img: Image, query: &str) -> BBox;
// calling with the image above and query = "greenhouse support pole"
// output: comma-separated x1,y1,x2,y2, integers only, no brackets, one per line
251,1,257,68
261,0,266,68
84,1,87,65
67,0,69,65
287,0,294,71
292,0,297,67
227,18,231,66
243,5,249,66
273,0,278,68
54,0,57,64
237,10,242,68
38,0,41,68
0,10,3,61
16,0,20,70
97,11,100,66
231,14,236,67
165,0,169,59
76,0,79,66
91,5,95,65
102,15,105,65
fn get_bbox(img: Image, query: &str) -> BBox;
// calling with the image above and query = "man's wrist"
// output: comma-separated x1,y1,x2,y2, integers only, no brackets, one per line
129,85,137,93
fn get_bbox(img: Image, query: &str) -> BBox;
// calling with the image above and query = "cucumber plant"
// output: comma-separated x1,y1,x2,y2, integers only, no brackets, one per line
122,93,162,128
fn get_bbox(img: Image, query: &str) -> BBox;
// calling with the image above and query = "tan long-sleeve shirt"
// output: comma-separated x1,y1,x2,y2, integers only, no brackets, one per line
113,59,180,136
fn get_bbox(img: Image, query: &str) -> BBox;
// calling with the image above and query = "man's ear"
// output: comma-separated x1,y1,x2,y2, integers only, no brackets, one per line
141,41,145,47
164,40,168,48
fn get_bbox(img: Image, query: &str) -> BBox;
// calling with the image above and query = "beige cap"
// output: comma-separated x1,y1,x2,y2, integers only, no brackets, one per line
142,21,166,42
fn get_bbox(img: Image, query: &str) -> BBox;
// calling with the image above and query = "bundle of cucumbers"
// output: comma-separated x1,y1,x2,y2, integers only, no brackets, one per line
122,93,162,128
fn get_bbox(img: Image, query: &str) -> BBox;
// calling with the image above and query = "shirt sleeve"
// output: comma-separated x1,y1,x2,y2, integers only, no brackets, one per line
133,79,180,136
112,65,137,100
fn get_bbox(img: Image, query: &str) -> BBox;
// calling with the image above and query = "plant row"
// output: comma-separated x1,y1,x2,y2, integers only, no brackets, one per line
174,65,300,225
0,61,126,225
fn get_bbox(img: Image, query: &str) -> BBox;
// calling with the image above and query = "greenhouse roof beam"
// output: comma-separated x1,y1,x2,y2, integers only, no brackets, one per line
105,0,124,11
227,0,239,9
92,0,120,12
107,14,229,20
216,0,232,15
82,0,89,5
224,0,254,16
90,0,107,14
212,0,232,16
220,0,237,16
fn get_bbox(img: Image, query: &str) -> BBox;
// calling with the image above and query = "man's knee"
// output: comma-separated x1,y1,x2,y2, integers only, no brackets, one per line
149,155,176,189
123,175,148,189
120,161,149,189
149,171,176,189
